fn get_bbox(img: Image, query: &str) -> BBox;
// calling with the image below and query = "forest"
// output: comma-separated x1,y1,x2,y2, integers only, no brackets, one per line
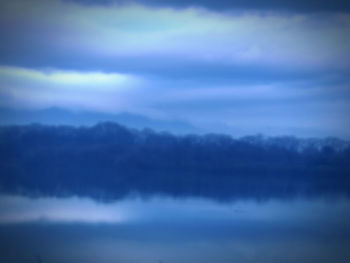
0,122,349,201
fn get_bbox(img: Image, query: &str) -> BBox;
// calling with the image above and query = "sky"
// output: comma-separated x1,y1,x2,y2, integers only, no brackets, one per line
0,0,350,138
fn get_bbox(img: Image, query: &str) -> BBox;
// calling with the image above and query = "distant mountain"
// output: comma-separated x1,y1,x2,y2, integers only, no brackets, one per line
0,107,198,134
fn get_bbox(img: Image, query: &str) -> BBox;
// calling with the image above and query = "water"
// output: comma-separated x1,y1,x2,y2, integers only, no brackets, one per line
1,195,350,263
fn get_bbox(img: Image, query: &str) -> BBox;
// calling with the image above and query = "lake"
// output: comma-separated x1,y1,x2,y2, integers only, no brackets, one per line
1,194,350,263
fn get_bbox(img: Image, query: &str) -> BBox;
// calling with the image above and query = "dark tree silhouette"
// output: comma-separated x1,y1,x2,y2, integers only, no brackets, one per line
0,123,349,201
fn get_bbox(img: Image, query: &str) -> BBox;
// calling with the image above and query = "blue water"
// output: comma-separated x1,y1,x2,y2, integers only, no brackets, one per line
1,195,350,263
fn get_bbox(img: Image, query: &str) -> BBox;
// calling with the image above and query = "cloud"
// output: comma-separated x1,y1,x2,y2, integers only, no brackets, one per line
65,0,350,13
0,66,144,112
0,67,133,89
1,0,350,78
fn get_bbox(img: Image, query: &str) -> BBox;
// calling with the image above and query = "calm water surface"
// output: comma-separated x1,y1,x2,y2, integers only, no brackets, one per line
0,195,350,263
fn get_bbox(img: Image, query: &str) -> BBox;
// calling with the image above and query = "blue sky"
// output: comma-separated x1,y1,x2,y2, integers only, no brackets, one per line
0,0,350,138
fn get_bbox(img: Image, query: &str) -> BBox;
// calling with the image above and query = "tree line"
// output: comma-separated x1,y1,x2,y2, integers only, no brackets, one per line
0,122,349,201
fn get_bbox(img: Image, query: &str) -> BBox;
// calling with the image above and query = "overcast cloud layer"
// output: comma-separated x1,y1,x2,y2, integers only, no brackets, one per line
66,0,350,13
0,0,349,138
